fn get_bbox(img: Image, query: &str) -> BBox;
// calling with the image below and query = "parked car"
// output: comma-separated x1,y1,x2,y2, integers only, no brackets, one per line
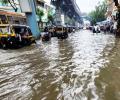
89,26,93,30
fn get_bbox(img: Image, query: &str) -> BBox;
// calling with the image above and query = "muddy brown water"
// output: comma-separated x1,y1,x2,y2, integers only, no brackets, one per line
0,30,119,100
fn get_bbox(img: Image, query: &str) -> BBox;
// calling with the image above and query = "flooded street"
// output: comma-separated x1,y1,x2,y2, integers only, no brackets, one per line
0,30,120,100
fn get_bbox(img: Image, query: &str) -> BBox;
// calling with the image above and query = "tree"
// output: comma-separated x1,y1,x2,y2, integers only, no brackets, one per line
1,0,8,5
0,0,18,12
47,9,55,25
47,13,53,24
36,8,44,26
89,1,107,25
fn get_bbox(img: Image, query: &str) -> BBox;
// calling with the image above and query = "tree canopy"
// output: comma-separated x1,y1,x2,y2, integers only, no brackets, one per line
47,9,54,24
1,0,8,5
36,8,44,23
89,1,107,25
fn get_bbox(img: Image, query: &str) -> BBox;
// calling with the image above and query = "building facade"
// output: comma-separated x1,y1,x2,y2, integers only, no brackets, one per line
106,0,120,20
0,0,26,25
0,0,21,12
36,0,55,28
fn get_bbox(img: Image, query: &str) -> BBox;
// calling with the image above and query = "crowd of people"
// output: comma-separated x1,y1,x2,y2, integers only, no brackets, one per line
92,20,118,35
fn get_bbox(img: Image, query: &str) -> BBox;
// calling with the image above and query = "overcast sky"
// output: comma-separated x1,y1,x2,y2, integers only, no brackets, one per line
76,0,104,13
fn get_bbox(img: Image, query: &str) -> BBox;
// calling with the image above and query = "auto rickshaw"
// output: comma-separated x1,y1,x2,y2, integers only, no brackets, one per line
0,24,35,49
67,26,73,33
55,26,68,39
13,24,35,45
41,27,51,41
48,26,56,37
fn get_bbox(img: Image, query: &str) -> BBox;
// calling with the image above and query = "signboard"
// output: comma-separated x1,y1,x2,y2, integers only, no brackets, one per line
19,0,32,13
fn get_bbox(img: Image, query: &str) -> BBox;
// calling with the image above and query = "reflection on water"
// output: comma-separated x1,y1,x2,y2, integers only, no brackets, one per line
95,38,120,100
0,30,117,100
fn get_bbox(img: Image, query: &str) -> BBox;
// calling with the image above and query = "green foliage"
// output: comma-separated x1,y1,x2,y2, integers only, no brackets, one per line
47,9,54,24
89,1,107,25
47,14,53,23
36,8,44,22
0,0,8,5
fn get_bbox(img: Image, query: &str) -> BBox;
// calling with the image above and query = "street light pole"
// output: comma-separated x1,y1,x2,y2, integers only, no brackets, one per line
26,0,40,39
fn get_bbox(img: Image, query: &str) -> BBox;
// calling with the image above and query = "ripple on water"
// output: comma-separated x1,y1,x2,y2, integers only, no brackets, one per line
0,30,115,100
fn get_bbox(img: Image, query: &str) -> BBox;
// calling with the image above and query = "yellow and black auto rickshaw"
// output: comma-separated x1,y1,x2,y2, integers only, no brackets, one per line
66,26,74,33
41,27,51,42
0,24,35,49
54,26,68,39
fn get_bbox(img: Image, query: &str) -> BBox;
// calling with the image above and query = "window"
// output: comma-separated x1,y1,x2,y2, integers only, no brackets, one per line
0,15,8,24
0,26,10,34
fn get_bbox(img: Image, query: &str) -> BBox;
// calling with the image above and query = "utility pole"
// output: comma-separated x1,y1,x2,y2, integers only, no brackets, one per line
19,0,40,39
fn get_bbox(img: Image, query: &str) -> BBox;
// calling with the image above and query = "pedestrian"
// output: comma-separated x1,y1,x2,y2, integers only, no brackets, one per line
110,25,113,33
104,24,107,34
113,20,117,35
44,27,48,32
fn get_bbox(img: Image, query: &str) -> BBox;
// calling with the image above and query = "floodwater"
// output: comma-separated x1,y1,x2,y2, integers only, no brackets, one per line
0,30,120,100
